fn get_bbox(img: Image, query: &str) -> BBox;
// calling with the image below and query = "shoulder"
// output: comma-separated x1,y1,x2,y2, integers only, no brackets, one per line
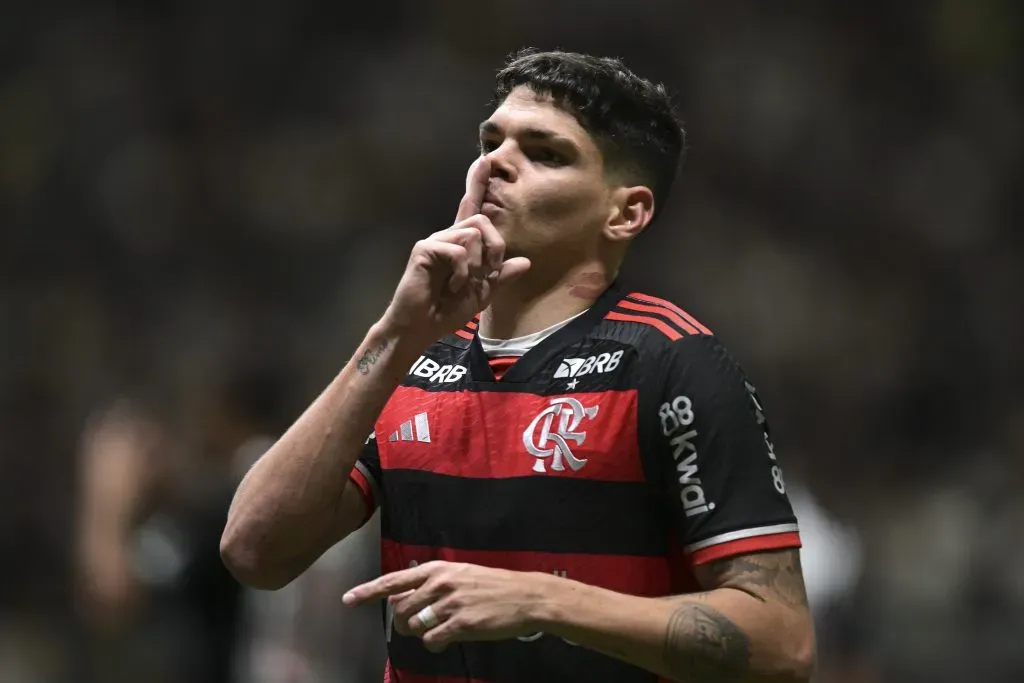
597,289,715,359
597,290,757,401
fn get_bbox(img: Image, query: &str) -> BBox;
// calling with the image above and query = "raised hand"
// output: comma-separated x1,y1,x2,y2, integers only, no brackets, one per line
380,157,531,346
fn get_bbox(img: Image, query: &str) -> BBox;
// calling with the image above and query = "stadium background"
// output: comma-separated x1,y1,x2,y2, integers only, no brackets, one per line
1,1,1022,682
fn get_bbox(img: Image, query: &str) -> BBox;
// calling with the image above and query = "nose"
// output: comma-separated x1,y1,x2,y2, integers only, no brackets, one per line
484,141,517,183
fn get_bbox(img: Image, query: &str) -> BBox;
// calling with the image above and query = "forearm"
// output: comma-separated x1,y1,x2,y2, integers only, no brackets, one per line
221,321,422,587
534,576,814,683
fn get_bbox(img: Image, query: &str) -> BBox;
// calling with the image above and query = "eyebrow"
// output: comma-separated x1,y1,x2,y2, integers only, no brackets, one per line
478,121,576,147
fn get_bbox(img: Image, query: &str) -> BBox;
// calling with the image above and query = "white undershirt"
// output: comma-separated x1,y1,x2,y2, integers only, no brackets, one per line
478,308,589,358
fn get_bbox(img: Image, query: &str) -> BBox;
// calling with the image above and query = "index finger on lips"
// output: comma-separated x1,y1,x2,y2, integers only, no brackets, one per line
454,156,490,223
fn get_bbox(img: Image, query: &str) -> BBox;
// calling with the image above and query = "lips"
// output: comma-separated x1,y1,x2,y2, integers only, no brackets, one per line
482,190,505,209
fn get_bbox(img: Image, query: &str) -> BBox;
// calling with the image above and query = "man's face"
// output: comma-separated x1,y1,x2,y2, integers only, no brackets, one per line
477,86,612,262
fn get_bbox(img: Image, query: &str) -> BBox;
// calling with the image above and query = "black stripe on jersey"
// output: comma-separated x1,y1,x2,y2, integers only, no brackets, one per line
388,629,658,683
379,470,670,557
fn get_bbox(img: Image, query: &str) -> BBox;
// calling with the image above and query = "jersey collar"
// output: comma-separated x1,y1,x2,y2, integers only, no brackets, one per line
466,281,623,384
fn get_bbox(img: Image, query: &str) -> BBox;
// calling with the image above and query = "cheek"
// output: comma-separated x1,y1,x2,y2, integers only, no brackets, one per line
525,182,605,225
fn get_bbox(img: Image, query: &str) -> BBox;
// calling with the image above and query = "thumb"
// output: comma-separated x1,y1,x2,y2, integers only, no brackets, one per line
493,257,531,288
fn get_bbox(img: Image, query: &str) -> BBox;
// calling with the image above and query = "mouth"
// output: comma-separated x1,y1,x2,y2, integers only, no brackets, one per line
482,190,505,210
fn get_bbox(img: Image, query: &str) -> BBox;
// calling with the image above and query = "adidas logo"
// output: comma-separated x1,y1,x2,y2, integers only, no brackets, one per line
388,413,431,443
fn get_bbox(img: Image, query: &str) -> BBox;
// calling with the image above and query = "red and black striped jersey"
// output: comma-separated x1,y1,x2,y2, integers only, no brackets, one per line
348,283,801,683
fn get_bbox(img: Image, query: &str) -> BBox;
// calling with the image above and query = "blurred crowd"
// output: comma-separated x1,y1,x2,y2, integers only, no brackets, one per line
1,1,1021,682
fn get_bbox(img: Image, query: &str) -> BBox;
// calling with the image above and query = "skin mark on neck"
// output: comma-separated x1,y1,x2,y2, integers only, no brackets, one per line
568,271,608,299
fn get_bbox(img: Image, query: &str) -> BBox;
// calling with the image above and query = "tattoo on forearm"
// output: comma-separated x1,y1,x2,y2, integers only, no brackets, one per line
356,340,389,375
664,603,751,682
707,550,808,611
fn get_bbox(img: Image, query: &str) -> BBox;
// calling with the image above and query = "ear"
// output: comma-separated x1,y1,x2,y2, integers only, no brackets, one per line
603,185,655,243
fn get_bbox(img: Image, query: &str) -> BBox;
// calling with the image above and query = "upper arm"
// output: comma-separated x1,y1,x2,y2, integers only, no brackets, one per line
692,548,810,612
640,335,802,567
346,430,383,530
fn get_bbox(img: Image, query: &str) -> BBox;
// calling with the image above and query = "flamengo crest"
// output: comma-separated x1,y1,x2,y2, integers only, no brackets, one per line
522,397,599,473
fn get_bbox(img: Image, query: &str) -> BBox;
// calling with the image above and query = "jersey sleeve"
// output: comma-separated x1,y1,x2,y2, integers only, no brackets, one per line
640,334,801,566
348,431,382,527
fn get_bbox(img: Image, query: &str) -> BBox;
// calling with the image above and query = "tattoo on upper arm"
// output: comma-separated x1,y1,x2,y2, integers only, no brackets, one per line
702,549,809,611
356,340,389,375
664,603,751,682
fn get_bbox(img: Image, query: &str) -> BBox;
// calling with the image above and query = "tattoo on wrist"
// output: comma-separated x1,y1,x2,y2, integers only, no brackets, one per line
356,340,389,375
663,603,750,682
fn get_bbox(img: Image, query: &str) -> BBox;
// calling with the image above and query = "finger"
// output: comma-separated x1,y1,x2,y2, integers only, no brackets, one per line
422,618,460,653
455,157,490,223
460,215,505,274
343,566,433,605
404,603,450,637
493,256,531,289
420,240,471,294
395,587,444,634
439,225,484,282
386,589,415,605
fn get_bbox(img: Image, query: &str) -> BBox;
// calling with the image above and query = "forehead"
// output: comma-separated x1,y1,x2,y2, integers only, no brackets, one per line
485,86,595,148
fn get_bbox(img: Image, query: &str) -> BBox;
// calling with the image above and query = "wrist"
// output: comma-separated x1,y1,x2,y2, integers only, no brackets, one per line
366,319,431,366
525,571,587,635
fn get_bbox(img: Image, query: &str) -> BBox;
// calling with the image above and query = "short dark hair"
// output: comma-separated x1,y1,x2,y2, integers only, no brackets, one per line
493,48,685,219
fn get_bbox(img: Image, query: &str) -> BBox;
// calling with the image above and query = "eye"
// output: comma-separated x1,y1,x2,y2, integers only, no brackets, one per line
479,139,499,154
527,147,564,165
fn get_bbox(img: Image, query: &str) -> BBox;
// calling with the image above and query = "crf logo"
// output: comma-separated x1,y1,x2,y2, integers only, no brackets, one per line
523,397,599,473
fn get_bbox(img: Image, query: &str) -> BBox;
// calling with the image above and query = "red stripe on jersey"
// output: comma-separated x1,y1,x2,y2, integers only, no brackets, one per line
627,293,712,335
387,671,492,683
605,311,682,341
689,532,802,566
378,387,644,483
382,540,673,597
348,467,375,521
487,355,518,380
617,299,700,335
453,328,474,340
466,319,478,330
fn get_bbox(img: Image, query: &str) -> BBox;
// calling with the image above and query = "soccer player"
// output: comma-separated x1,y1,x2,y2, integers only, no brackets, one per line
222,49,816,683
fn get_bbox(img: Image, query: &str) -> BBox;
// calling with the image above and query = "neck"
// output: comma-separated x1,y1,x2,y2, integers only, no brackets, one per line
479,263,613,340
